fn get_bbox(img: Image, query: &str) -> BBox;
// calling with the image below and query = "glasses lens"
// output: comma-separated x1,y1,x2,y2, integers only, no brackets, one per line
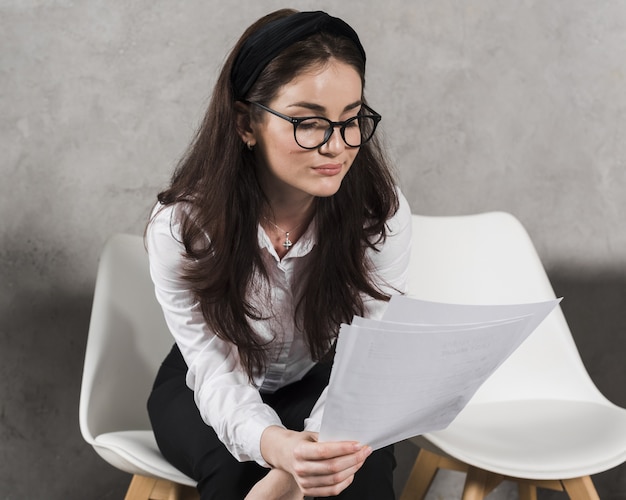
343,116,377,147
295,118,331,149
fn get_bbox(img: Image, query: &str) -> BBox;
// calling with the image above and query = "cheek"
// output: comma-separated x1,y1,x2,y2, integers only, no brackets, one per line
346,149,360,167
260,124,301,156
259,138,306,174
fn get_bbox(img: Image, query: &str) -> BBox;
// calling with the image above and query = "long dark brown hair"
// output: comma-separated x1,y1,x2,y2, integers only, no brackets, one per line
153,9,399,380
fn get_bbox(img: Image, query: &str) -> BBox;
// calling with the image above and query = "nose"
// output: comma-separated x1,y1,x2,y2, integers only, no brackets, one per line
319,125,346,155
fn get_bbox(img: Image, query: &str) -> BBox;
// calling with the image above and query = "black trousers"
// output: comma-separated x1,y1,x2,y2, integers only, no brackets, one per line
147,344,396,500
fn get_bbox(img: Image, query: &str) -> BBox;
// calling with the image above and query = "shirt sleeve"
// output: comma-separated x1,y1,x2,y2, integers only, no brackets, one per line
363,187,413,319
146,204,283,466
303,188,413,433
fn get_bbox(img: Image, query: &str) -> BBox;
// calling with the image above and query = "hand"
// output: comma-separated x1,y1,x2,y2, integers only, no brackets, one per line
245,468,303,500
260,426,373,498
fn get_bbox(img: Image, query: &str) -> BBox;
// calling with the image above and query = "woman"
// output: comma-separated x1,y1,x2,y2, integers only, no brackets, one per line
146,9,412,500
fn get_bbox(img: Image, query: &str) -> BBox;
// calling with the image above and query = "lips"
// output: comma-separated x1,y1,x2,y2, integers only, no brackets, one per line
313,164,343,176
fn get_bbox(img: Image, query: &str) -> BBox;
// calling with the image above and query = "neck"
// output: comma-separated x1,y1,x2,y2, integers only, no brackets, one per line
260,174,317,226
257,161,318,228
264,198,315,228
261,197,316,258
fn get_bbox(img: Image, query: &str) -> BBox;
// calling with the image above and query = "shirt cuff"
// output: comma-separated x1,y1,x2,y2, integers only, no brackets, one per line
248,420,287,467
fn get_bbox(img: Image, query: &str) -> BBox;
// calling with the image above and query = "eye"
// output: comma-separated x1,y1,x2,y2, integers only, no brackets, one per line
298,118,328,130
344,118,360,128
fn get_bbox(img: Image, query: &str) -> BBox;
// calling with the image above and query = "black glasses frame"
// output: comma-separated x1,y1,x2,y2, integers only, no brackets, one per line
246,100,382,150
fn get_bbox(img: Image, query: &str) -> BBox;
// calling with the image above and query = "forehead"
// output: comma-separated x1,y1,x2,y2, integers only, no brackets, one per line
271,60,363,109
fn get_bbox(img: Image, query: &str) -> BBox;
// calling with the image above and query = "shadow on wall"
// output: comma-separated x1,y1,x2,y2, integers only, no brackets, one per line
0,268,625,499
0,289,129,500
550,270,626,409
538,269,626,500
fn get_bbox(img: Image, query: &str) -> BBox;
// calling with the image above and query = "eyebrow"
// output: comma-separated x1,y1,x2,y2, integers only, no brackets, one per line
286,100,363,114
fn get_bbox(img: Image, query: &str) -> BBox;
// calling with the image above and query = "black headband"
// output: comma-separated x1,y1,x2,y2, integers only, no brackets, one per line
231,11,366,100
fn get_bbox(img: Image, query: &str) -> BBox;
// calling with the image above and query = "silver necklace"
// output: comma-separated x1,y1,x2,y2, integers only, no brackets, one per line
264,217,305,249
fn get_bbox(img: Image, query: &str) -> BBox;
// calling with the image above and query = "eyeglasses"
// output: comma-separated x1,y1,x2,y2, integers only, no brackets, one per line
246,101,382,150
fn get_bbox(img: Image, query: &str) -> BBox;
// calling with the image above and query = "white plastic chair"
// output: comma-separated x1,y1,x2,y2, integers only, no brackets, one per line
79,234,199,500
399,212,626,500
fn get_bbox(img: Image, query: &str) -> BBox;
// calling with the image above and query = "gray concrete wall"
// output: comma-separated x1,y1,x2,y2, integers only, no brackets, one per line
1,1,625,498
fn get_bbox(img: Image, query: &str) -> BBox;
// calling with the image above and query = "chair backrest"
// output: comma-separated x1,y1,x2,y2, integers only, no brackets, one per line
79,234,174,443
408,212,607,405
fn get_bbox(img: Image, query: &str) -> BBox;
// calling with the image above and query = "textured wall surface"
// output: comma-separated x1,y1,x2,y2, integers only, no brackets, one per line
1,1,625,498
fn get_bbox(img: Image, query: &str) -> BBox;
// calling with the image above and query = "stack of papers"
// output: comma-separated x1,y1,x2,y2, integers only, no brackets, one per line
319,296,561,449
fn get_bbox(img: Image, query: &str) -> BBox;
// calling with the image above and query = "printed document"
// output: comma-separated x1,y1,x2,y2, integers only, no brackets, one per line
318,296,561,449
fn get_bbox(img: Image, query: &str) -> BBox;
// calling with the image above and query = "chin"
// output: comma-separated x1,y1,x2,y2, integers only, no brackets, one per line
310,183,344,198
309,176,347,198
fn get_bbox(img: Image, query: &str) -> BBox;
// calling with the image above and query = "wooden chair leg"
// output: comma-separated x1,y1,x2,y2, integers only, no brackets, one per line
167,482,184,500
461,466,503,500
124,474,199,500
152,478,199,500
168,482,200,500
561,475,600,500
518,482,538,500
483,472,504,496
399,448,443,500
125,475,159,500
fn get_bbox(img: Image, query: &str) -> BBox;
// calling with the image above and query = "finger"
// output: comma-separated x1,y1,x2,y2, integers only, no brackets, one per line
294,446,372,478
298,461,362,489
301,473,356,498
294,440,366,461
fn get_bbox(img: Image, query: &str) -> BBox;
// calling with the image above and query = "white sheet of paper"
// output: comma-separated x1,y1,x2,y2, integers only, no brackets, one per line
318,296,560,449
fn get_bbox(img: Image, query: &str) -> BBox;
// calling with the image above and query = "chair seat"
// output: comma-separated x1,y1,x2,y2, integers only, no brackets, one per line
422,400,626,480
94,430,197,487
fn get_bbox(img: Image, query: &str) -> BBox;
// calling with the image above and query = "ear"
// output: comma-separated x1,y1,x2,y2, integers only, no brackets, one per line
234,101,257,148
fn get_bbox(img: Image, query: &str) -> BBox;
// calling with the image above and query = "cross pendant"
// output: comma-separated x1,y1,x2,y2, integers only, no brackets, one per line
283,232,292,249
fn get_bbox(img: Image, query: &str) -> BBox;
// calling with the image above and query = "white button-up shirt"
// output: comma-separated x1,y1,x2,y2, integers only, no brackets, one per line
146,189,412,465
